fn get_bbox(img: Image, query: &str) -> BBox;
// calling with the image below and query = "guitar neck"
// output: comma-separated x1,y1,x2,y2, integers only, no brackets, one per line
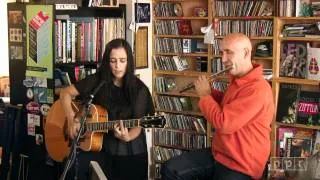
86,119,140,132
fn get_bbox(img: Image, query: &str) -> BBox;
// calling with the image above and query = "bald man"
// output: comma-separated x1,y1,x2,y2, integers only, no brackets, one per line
161,33,275,180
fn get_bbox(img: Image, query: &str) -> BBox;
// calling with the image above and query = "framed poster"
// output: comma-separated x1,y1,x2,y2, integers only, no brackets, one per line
135,27,148,69
135,3,150,23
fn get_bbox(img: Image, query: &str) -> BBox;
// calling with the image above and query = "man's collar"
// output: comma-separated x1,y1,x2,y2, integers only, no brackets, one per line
230,64,263,86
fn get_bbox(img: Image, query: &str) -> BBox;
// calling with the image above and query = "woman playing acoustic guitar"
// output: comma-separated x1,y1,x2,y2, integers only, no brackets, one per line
59,39,155,180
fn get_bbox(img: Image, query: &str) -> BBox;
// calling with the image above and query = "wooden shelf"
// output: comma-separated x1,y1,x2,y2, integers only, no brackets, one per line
162,128,206,135
154,34,204,38
278,17,320,20
279,37,320,42
214,16,274,20
55,61,98,67
276,122,320,130
154,16,208,20
274,77,320,86
153,144,205,151
154,53,208,57
215,36,274,40
252,56,273,61
153,0,194,2
155,108,203,116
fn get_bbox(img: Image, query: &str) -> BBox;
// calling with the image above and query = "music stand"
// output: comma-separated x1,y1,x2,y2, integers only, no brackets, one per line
89,161,108,180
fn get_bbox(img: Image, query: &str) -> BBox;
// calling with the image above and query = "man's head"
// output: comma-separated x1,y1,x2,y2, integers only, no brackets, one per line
220,33,253,77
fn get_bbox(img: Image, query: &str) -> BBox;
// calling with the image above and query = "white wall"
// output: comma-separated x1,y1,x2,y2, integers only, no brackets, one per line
0,1,11,76
119,0,153,92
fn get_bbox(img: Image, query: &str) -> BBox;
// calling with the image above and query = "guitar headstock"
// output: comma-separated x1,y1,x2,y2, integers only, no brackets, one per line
140,115,166,128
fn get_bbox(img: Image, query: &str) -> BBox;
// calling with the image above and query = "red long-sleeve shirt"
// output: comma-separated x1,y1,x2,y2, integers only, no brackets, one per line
198,64,275,179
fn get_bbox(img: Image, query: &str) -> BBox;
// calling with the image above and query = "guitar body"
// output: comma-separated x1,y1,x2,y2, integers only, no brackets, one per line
45,99,108,162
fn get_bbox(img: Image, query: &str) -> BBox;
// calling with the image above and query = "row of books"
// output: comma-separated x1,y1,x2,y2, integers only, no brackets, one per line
215,20,273,37
154,95,193,112
279,0,296,17
282,23,320,37
56,65,97,85
212,58,225,74
155,77,177,93
154,128,207,150
311,1,320,16
153,56,189,72
155,38,183,53
153,146,186,163
277,127,320,157
163,113,206,134
88,0,119,7
280,42,320,80
276,83,320,125
154,3,182,17
54,17,124,63
214,1,273,17
183,39,208,54
154,20,193,36
280,0,320,17
263,69,273,80
196,57,208,72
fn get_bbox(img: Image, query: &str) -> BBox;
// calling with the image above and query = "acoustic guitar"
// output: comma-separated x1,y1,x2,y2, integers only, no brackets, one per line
44,99,166,162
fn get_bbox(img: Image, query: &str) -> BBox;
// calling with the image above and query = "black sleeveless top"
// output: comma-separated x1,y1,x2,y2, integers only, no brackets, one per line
74,73,154,156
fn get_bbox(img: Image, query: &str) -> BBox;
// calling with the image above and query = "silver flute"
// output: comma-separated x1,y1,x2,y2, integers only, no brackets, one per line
179,66,232,93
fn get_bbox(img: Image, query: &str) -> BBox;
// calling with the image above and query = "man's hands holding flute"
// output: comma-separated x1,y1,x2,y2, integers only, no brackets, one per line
194,75,211,97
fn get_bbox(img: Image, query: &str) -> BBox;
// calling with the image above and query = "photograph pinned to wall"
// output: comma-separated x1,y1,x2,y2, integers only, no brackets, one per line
10,46,23,60
135,3,150,23
9,10,24,25
36,134,44,145
135,27,148,69
0,76,10,98
9,28,23,42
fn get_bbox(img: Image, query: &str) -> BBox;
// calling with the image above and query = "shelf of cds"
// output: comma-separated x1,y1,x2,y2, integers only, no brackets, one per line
152,0,212,178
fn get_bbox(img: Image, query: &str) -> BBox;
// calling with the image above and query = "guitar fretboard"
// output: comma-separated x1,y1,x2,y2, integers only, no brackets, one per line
86,119,140,132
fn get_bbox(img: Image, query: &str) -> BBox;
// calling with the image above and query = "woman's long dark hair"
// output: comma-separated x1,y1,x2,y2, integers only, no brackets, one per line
98,39,139,112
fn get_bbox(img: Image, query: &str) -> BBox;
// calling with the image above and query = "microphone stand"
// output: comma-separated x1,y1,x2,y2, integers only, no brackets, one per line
59,95,94,180
59,80,106,180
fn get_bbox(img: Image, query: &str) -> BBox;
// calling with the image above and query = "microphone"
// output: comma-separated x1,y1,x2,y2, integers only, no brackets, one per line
89,80,106,99
84,80,106,105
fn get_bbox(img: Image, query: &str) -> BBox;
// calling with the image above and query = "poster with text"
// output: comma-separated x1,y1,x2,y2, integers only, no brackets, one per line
26,5,53,79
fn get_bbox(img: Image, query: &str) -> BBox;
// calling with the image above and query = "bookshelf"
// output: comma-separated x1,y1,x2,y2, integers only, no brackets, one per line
272,16,320,162
152,0,211,178
54,6,125,85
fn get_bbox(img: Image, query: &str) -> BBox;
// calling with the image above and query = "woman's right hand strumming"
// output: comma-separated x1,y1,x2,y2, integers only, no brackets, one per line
66,111,80,140
59,84,80,140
